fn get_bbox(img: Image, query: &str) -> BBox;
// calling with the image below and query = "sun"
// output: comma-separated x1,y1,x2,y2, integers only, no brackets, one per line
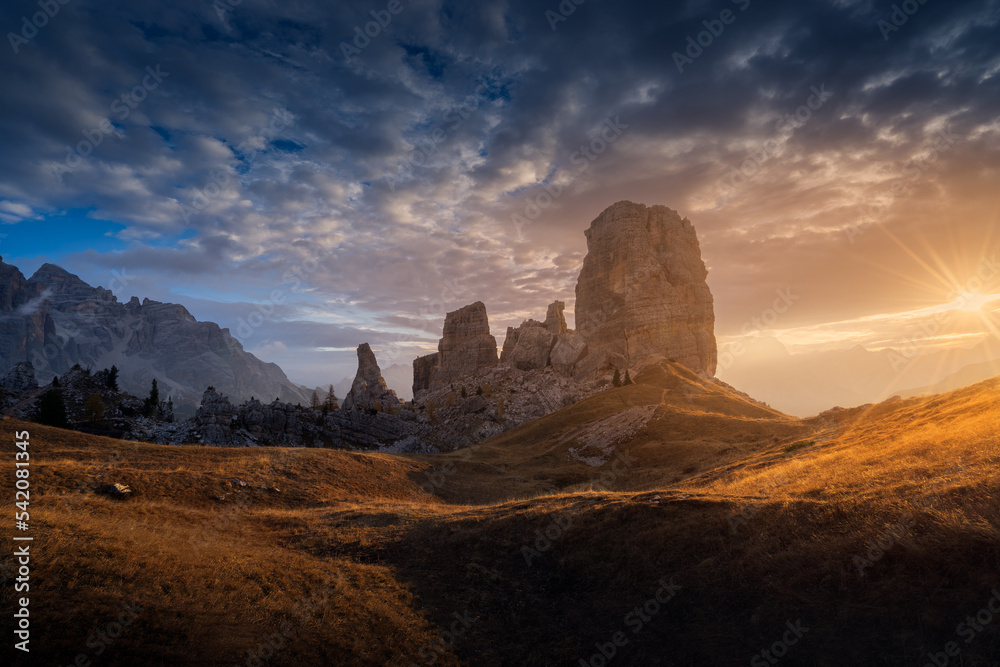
951,291,1000,313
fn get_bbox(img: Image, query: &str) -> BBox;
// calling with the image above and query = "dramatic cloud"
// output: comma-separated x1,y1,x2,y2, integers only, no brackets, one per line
1,0,998,390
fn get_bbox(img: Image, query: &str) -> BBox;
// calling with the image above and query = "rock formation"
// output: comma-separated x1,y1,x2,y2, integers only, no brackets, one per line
574,201,716,376
501,321,556,371
342,343,402,412
1,362,38,393
155,386,428,450
417,201,716,390
412,301,498,396
500,300,588,375
544,301,568,334
0,257,312,416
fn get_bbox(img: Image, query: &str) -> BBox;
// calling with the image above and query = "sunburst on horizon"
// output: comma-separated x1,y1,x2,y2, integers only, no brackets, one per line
949,291,1000,313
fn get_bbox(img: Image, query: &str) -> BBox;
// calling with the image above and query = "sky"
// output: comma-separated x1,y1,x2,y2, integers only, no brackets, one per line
1,0,999,392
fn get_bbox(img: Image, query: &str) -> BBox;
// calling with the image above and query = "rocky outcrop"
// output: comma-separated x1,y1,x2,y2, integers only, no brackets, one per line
544,301,568,334
498,301,587,375
413,302,498,397
409,364,598,451
0,257,312,417
155,386,428,450
342,343,402,412
191,387,238,444
501,322,556,371
1,362,38,393
3,365,162,432
549,332,588,375
574,201,716,377
412,354,438,398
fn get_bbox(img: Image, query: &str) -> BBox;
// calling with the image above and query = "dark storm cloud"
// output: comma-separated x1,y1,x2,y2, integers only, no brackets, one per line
1,0,998,383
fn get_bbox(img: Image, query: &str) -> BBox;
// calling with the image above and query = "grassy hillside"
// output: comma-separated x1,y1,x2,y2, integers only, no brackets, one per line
3,365,999,665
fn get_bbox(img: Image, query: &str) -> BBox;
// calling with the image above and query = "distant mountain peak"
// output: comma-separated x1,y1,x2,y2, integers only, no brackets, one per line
0,257,310,415
29,262,84,283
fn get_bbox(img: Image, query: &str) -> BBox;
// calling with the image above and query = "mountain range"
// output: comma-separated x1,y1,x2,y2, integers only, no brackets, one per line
0,257,312,416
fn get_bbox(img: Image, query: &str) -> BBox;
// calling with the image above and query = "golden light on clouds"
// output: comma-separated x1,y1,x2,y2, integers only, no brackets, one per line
950,291,1000,313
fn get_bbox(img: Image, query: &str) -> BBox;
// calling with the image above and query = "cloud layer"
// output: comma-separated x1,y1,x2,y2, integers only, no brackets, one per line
1,0,998,388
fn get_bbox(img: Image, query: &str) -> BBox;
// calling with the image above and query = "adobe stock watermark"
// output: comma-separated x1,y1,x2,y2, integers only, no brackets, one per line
511,116,629,239
545,0,587,31
878,0,932,41
846,126,960,243
852,468,964,576
374,277,472,367
672,0,751,73
402,448,473,512
59,601,144,667
235,569,345,667
885,254,999,373
718,86,833,197
521,449,637,566
178,108,293,224
716,287,799,372
923,587,1000,667
386,76,501,192
233,245,331,343
29,268,135,376
340,0,412,59
7,0,72,54
409,609,477,666
750,620,809,666
577,577,682,667
55,65,169,177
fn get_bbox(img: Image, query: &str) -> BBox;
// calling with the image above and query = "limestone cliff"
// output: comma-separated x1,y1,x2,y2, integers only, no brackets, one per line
574,201,717,376
412,302,498,397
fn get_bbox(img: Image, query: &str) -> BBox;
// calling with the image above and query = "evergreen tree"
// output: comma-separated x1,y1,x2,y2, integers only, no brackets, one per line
37,389,68,428
106,365,119,391
143,378,160,417
325,384,339,412
310,390,320,410
612,369,622,387
623,370,633,386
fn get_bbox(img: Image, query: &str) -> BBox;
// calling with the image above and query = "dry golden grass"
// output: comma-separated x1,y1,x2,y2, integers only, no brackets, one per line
2,365,1000,664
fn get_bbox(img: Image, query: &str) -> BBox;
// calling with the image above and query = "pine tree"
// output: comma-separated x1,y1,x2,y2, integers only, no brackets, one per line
612,369,622,387
325,384,339,412
143,379,160,417
37,389,68,428
310,390,320,410
461,386,468,398
106,365,119,391
623,370,633,386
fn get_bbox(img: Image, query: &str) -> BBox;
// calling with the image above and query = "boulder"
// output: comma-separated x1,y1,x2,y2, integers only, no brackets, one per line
461,394,488,414
503,325,556,371
549,332,588,375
